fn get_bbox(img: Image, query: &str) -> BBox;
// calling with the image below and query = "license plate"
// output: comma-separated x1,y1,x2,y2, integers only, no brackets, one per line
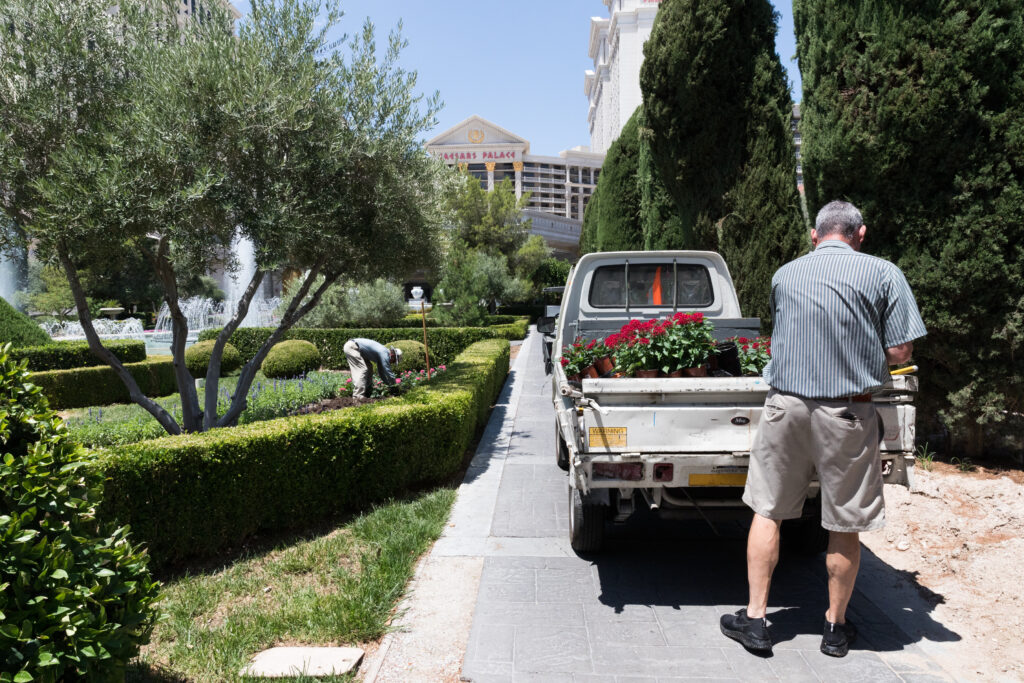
688,473,747,487
589,427,626,448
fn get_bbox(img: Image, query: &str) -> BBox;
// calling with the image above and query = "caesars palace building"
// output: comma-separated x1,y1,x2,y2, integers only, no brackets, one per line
426,116,604,259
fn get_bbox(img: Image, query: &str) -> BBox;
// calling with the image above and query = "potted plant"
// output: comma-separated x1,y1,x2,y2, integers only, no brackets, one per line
558,337,598,380
729,335,771,375
588,338,615,375
662,312,716,376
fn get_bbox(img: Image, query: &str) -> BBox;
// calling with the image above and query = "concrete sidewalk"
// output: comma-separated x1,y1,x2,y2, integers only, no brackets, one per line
363,328,963,682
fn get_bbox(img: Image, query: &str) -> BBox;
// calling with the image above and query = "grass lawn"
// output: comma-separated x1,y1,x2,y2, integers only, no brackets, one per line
63,371,351,446
127,487,457,682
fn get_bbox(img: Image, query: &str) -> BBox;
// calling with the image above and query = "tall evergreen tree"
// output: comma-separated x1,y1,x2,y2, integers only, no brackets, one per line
795,0,1024,456
637,109,684,250
641,0,804,324
579,186,600,256
594,109,644,251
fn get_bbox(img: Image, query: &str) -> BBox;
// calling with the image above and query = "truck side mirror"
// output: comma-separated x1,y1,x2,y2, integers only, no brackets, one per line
537,316,557,335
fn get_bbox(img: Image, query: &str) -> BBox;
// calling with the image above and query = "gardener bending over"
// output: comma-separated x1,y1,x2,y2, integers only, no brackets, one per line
343,338,402,399
720,200,926,658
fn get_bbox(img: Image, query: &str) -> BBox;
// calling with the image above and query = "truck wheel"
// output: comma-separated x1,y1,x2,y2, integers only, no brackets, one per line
569,485,605,552
782,499,829,556
556,421,569,471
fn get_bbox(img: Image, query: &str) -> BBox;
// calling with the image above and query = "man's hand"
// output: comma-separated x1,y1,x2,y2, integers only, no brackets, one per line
886,342,913,365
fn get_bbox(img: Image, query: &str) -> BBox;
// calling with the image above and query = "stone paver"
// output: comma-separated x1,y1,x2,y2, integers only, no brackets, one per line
240,647,362,678
459,328,961,683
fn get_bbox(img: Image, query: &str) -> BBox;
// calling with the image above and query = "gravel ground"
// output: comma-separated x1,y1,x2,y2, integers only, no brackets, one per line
861,464,1024,682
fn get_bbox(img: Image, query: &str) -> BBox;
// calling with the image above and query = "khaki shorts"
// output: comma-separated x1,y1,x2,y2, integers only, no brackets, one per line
742,389,885,533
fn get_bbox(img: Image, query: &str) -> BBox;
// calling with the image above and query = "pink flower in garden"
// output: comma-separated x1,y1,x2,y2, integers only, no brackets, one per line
396,378,402,384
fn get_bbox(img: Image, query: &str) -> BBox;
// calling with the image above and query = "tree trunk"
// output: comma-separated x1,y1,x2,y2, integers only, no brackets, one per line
203,269,265,430
57,246,182,435
215,266,335,428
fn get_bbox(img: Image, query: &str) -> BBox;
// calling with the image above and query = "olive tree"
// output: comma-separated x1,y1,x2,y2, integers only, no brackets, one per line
0,0,445,434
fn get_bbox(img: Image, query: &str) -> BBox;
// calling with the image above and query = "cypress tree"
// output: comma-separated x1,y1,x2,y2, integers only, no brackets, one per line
594,109,644,251
637,110,684,251
579,186,600,256
795,0,1024,456
641,0,804,324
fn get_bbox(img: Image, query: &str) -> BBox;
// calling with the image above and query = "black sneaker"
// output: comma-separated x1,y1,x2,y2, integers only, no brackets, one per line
720,609,772,652
821,619,858,657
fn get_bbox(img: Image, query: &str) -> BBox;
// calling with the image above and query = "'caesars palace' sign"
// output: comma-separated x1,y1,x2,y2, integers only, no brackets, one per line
431,149,522,163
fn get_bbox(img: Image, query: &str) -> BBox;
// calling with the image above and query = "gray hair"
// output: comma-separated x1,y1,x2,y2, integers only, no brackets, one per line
814,201,863,240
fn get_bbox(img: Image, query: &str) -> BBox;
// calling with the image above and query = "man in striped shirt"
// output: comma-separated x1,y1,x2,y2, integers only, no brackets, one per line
720,201,927,658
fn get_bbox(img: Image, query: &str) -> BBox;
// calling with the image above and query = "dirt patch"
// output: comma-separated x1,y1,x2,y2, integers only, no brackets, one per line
292,395,383,414
510,343,522,363
861,467,1024,681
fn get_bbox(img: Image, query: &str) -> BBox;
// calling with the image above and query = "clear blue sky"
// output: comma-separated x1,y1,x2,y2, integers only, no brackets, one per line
231,1,800,156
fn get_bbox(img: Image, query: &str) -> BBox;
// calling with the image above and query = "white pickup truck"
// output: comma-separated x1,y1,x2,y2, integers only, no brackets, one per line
543,251,917,553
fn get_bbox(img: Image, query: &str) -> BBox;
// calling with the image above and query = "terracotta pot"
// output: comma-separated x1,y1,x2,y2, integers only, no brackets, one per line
635,369,660,378
582,365,600,379
568,373,581,382
683,366,708,377
595,356,615,375
667,369,685,378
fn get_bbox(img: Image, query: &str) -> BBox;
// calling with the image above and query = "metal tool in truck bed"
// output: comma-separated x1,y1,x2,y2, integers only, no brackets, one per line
543,251,917,552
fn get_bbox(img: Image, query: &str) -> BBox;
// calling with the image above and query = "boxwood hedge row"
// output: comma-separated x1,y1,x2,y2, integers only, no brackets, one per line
93,339,510,567
197,319,527,368
9,338,147,371
31,356,176,409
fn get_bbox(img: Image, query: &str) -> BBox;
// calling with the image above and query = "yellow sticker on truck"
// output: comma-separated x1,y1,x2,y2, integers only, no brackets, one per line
589,427,626,448
689,473,748,487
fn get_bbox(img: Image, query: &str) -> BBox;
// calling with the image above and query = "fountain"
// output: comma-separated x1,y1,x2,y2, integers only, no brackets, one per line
40,317,147,342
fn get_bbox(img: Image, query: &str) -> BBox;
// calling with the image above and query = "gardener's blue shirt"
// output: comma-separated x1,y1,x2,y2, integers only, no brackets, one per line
762,239,927,399
351,338,396,385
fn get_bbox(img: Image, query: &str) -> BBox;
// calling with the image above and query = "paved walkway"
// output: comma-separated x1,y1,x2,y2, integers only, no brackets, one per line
366,328,964,683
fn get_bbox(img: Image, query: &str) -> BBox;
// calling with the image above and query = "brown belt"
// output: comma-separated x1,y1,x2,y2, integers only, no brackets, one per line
838,393,872,403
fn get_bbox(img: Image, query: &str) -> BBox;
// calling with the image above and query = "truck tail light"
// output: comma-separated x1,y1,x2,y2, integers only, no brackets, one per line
653,464,674,482
592,462,643,481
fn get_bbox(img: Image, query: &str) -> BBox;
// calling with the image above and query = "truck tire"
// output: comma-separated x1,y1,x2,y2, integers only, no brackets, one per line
556,421,569,471
569,485,605,552
782,499,829,556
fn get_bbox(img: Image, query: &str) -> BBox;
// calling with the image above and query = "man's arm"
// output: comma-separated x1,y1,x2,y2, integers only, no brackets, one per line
885,342,913,365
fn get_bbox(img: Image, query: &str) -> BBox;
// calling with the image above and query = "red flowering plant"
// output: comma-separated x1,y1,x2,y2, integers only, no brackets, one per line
609,313,718,376
729,336,771,375
663,312,717,372
558,336,597,377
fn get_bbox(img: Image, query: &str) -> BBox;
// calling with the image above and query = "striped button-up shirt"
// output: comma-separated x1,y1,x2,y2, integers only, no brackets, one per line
762,240,927,399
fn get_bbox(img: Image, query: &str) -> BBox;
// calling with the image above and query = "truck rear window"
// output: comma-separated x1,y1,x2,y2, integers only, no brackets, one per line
589,264,713,308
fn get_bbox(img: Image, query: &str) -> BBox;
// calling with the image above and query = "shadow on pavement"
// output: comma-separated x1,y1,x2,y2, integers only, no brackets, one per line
589,510,961,654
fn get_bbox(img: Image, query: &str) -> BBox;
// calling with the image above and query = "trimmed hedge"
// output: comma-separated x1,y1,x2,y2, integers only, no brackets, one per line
185,340,242,378
9,339,147,371
198,323,525,368
94,339,510,567
31,357,177,409
396,313,523,327
0,296,50,347
390,339,427,372
261,340,322,378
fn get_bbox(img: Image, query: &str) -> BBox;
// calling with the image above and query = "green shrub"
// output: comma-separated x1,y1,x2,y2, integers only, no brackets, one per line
198,325,511,368
184,340,242,379
0,296,49,347
30,357,177,409
261,340,322,378
9,338,146,371
0,345,160,681
390,339,427,372
95,339,510,567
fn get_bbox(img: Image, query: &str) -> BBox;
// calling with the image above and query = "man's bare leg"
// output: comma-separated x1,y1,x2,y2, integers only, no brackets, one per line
746,513,782,618
825,531,860,624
